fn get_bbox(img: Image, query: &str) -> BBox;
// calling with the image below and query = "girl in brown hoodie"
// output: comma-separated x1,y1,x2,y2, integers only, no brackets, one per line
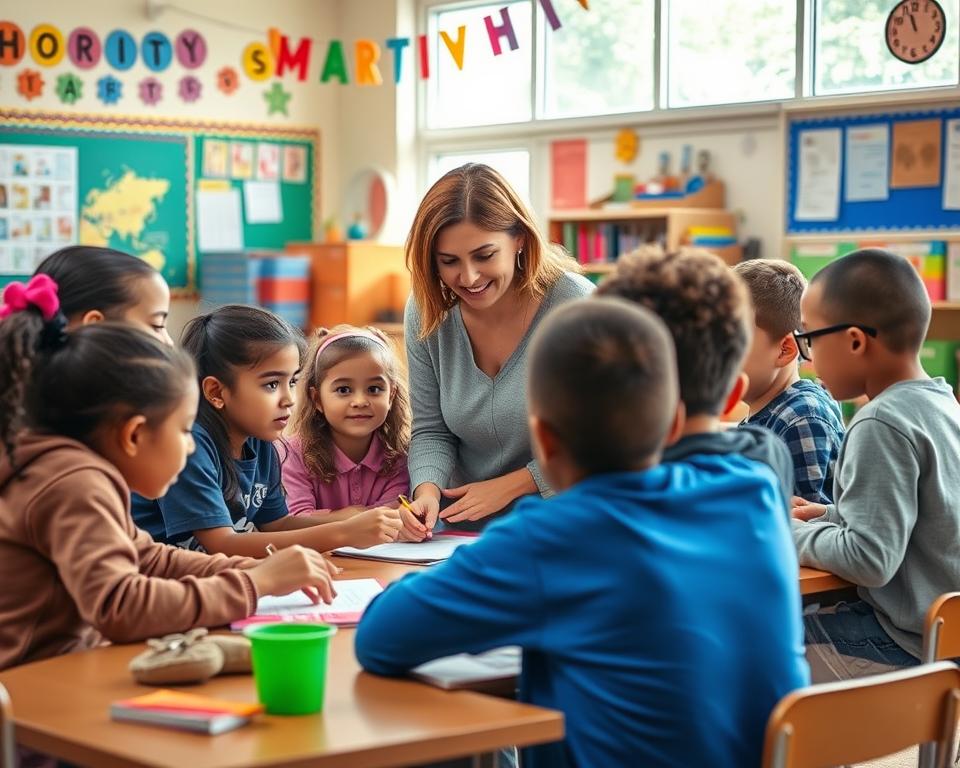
0,275,339,672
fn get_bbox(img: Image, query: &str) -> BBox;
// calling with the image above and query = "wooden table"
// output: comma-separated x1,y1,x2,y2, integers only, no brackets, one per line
0,556,563,768
798,566,854,596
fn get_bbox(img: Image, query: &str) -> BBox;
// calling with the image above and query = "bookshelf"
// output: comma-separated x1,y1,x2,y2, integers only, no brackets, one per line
548,205,742,280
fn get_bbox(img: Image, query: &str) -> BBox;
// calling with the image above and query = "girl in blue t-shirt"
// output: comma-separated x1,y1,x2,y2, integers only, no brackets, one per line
131,304,403,556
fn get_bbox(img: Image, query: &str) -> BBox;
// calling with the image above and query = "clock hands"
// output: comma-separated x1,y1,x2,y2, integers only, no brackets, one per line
909,13,918,32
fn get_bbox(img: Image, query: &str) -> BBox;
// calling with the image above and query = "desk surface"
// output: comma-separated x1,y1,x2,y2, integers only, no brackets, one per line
0,556,563,768
798,566,854,595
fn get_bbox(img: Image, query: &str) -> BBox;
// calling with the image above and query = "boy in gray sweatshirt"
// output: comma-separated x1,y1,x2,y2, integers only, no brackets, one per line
791,248,960,681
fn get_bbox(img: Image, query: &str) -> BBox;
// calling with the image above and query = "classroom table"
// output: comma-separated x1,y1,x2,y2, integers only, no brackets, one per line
0,555,563,768
798,566,854,596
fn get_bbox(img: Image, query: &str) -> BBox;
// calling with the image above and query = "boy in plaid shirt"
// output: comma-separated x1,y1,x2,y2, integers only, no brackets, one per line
734,260,844,504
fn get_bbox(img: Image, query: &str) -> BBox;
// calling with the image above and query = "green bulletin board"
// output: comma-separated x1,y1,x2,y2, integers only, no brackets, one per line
0,110,319,293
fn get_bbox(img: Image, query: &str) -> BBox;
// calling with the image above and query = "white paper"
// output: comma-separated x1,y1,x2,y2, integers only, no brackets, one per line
335,533,478,564
412,647,521,690
196,188,243,252
242,180,282,224
943,119,960,211
845,124,889,202
795,128,842,222
256,578,383,618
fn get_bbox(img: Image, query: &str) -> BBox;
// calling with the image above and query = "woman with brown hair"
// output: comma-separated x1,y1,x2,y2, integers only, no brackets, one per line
400,163,593,539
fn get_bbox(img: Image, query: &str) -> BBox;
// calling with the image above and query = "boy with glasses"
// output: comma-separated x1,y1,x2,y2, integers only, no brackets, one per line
792,248,960,680
734,260,845,504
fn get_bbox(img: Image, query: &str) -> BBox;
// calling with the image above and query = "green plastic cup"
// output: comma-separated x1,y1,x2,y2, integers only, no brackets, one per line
244,622,337,715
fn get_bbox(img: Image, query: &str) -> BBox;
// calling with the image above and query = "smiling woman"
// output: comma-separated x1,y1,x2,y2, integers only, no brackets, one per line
401,163,594,539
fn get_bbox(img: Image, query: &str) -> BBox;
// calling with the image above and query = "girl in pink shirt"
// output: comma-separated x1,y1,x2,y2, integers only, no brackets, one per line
281,325,410,524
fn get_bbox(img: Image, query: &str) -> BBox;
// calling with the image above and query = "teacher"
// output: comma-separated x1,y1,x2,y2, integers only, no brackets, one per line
400,163,594,539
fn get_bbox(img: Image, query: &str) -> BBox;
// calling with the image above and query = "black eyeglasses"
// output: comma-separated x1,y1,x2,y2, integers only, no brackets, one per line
792,324,878,362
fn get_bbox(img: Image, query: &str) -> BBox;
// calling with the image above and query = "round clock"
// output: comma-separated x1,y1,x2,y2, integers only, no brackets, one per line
885,0,947,64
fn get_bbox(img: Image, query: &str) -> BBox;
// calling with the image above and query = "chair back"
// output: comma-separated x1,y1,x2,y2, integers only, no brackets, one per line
923,592,960,663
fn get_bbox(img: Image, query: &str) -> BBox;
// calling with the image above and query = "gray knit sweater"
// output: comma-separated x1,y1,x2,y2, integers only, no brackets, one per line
404,272,595,522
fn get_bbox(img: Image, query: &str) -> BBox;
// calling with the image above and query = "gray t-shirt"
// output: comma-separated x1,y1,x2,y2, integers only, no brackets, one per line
405,272,595,524
793,377,960,657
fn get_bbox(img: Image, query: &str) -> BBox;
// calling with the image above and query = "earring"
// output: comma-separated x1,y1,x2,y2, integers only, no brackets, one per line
516,249,524,271
439,281,455,306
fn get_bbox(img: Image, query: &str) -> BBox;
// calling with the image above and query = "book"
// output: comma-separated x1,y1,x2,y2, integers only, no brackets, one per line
110,690,262,735
334,532,479,565
231,577,385,630
411,646,521,696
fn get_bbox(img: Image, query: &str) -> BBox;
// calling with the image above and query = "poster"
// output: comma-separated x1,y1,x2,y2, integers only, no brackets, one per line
943,119,960,211
202,139,229,178
795,128,841,222
256,142,280,181
0,144,77,274
891,119,941,189
844,124,889,202
230,142,254,180
282,145,307,183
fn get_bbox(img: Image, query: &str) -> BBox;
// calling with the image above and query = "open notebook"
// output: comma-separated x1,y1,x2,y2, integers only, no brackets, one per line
335,532,479,564
231,578,384,630
411,647,521,696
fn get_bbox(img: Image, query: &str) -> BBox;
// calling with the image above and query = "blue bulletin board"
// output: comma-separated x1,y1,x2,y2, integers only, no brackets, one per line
786,105,960,235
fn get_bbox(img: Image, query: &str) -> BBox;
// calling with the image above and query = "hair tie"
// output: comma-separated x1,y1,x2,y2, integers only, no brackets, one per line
315,330,387,362
0,274,60,321
39,312,69,352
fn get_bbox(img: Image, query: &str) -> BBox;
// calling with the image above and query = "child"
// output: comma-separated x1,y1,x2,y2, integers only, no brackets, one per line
281,325,410,518
356,299,809,768
595,246,794,507
733,259,845,504
131,304,402,556
35,245,172,344
0,276,336,672
791,249,960,680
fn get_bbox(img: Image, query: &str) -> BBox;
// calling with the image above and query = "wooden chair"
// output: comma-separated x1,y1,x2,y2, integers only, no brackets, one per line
762,661,960,768
1,682,13,768
923,592,960,663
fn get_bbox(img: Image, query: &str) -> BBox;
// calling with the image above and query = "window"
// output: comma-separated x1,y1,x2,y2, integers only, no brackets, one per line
426,1,533,129
667,0,797,107
814,0,959,95
539,0,656,119
429,148,531,203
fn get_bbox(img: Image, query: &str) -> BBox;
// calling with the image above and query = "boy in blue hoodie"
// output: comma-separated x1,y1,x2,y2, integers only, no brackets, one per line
356,298,809,768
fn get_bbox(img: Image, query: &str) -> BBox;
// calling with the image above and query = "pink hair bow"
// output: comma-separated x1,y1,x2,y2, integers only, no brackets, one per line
0,274,61,321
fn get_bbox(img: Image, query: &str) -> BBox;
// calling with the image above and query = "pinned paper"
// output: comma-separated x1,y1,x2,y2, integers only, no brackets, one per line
196,188,243,253
256,143,280,180
178,75,202,103
217,66,240,95
440,26,466,70
203,140,229,178
30,24,65,67
282,146,307,183
55,73,83,104
230,142,254,180
197,179,231,192
943,119,960,211
17,69,44,100
138,76,162,105
845,124,889,202
795,128,841,222
243,181,282,223
891,119,942,189
96,74,122,105
263,81,291,115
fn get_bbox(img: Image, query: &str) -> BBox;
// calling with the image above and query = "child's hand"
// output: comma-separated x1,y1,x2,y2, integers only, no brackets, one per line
440,477,515,524
792,496,828,521
245,545,339,604
343,506,403,548
400,494,439,542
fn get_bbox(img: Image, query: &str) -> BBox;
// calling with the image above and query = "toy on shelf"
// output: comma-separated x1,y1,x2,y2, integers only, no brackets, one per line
323,217,344,244
347,213,367,240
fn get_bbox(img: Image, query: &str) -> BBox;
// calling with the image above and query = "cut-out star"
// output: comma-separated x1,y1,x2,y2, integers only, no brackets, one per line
96,75,123,105
139,77,163,106
55,73,83,105
17,69,44,100
217,66,239,95
263,81,291,116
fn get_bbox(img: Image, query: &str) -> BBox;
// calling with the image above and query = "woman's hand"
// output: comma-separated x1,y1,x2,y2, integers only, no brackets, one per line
440,471,531,524
399,487,441,542
792,495,828,521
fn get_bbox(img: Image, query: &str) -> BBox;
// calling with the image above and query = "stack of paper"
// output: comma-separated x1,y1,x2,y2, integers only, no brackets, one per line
231,577,384,630
335,533,479,564
411,647,521,695
111,690,262,735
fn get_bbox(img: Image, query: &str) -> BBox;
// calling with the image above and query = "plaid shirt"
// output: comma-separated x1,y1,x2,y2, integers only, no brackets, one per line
741,379,845,504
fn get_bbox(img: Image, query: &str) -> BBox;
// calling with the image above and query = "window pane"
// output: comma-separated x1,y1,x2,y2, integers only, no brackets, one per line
429,149,531,204
668,0,796,107
540,0,655,119
814,0,959,95
426,2,532,129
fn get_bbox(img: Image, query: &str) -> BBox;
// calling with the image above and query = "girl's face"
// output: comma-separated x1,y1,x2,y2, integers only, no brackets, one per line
434,221,523,313
312,352,393,447
121,271,172,346
119,378,198,499
217,343,301,446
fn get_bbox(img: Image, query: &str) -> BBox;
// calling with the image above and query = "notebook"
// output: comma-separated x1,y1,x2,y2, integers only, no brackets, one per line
230,577,384,630
334,532,479,564
110,690,262,735
410,646,521,696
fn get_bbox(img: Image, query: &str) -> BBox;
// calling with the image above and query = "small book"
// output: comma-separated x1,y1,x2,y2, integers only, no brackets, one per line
110,690,262,735
410,646,521,696
230,577,385,630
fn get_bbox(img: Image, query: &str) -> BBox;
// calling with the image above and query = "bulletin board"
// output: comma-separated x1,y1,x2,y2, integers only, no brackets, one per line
0,109,319,294
786,104,960,235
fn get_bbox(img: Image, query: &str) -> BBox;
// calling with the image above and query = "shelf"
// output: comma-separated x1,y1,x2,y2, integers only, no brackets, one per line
550,207,730,223
933,302,960,311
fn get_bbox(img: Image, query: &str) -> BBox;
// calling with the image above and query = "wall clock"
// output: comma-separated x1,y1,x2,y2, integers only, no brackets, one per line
885,0,946,64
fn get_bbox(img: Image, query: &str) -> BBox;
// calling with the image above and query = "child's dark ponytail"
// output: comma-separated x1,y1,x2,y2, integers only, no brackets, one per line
0,275,195,466
181,304,305,513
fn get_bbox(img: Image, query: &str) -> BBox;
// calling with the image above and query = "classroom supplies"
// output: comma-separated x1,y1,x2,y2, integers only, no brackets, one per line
334,532,479,565
231,578,384,630
245,622,337,715
411,646,521,696
110,689,262,735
